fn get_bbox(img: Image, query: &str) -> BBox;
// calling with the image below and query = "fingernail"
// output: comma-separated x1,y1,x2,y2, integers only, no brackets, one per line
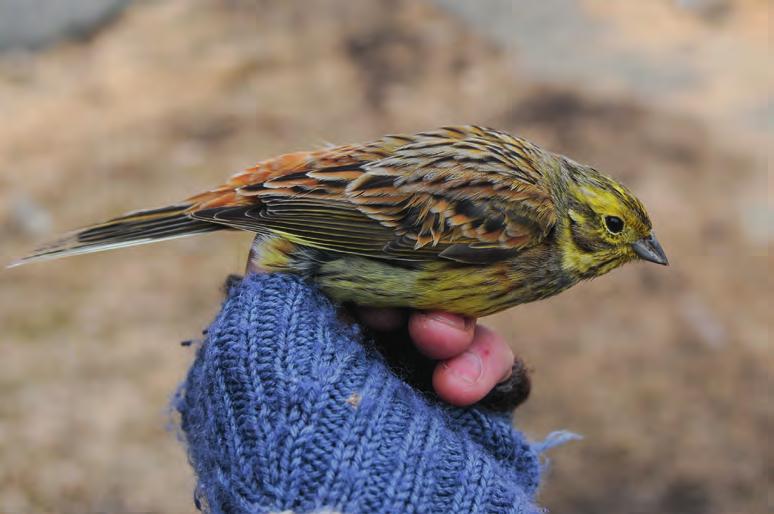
446,351,483,385
428,312,472,331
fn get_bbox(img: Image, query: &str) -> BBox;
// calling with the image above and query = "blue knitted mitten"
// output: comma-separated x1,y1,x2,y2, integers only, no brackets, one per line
176,273,545,514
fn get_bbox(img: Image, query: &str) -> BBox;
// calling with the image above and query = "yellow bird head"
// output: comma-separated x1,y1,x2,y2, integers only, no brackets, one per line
558,158,668,279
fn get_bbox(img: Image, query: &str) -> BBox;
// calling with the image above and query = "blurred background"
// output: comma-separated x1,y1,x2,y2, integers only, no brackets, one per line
0,0,770,512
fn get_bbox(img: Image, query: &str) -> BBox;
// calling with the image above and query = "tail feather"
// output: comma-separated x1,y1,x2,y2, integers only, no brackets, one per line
8,204,223,267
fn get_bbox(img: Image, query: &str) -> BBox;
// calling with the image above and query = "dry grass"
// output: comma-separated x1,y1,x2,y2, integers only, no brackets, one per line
0,1,769,512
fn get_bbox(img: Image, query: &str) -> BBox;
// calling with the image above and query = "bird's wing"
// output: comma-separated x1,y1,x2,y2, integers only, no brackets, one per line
188,126,557,264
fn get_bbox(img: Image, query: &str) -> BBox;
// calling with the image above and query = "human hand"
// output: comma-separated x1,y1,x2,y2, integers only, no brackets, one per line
247,258,530,410
356,307,522,407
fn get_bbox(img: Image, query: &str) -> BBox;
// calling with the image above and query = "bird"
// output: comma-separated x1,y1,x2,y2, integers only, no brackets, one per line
11,125,668,317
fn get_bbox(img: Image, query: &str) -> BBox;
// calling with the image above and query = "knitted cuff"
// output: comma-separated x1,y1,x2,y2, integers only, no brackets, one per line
176,273,544,514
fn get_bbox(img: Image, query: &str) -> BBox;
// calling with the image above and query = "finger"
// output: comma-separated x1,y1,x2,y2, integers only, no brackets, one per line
356,307,408,332
408,311,475,360
478,358,532,411
432,325,514,406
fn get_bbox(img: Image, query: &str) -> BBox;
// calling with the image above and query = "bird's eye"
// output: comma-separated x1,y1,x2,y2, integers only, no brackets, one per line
604,215,624,234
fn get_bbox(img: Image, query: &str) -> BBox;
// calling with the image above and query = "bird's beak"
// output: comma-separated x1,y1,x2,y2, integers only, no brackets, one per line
632,234,669,266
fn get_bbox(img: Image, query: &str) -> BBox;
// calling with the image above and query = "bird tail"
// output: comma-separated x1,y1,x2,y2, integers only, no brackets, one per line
8,204,223,267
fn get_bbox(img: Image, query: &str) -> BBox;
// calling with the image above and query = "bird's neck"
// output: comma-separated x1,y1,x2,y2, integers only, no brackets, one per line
556,217,597,278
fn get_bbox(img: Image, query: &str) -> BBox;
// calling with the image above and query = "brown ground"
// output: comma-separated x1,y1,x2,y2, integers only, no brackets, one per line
0,1,770,513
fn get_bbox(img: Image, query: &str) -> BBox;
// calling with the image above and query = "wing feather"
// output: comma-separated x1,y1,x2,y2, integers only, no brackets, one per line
188,126,557,265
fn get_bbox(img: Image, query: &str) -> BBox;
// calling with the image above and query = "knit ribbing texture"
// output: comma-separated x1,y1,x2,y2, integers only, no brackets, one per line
176,274,544,514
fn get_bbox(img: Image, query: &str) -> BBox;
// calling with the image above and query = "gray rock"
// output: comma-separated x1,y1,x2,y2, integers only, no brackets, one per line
0,0,131,51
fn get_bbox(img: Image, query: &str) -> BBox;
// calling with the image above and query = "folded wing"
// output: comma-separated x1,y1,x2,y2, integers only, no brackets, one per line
190,126,557,264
